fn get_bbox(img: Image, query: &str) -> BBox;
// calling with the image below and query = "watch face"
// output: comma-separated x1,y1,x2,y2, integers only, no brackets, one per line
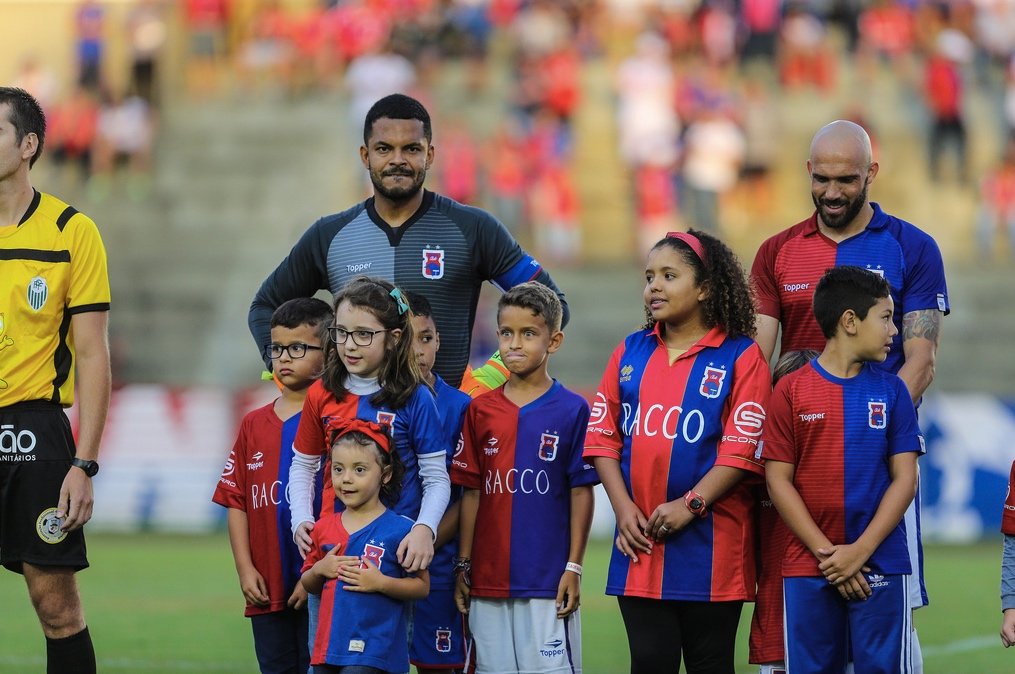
690,497,704,511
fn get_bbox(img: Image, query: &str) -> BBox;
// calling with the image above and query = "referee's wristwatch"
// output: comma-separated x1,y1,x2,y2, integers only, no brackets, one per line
71,458,99,477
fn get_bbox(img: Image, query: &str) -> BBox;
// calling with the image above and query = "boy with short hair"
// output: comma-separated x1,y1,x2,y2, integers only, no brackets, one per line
406,291,472,674
213,297,332,674
764,266,924,674
452,281,598,674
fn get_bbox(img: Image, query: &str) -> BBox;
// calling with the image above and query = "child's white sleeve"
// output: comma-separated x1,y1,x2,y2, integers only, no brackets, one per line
1003,534,1015,611
288,450,321,534
415,451,451,539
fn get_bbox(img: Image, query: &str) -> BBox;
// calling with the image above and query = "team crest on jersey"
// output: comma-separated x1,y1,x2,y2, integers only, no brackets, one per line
868,401,887,429
435,629,452,653
538,433,559,462
361,542,385,569
422,248,445,280
700,366,726,399
865,264,885,278
36,508,67,544
375,411,396,429
27,276,48,312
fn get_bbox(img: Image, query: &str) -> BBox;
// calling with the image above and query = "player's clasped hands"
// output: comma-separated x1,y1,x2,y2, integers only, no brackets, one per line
645,499,694,541
817,544,872,601
613,499,653,563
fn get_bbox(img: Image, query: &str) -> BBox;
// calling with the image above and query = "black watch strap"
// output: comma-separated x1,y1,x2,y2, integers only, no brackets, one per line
71,458,99,477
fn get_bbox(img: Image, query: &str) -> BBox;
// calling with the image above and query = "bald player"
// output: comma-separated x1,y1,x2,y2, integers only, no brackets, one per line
749,120,949,674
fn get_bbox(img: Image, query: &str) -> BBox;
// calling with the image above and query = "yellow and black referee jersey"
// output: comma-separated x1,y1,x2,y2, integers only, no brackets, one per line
0,190,110,407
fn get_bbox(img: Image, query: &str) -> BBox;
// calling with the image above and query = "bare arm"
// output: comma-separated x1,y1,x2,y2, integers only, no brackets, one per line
556,485,594,617
766,460,834,556
897,309,942,402
59,311,110,531
227,508,269,606
454,489,480,614
593,456,652,560
754,314,780,363
434,499,461,550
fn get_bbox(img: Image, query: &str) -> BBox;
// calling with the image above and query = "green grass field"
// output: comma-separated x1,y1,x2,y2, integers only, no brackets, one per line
0,534,1009,673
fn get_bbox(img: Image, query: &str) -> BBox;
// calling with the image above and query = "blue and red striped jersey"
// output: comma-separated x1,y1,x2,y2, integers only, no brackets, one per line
301,509,416,670
584,325,771,602
294,380,447,519
212,403,322,616
1004,460,1015,536
431,374,471,590
451,381,598,598
762,360,924,577
751,203,950,375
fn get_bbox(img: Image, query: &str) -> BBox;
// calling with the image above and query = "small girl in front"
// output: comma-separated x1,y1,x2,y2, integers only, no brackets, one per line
301,418,429,674
584,230,772,674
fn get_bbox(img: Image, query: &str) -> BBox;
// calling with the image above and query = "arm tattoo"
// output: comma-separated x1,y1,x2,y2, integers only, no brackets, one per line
902,309,942,345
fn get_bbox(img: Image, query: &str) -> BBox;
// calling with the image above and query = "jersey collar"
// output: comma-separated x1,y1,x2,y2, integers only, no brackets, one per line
17,189,41,226
804,201,889,237
649,323,728,359
365,189,435,246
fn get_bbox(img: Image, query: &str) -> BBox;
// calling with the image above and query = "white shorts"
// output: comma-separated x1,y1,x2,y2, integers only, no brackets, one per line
469,597,581,674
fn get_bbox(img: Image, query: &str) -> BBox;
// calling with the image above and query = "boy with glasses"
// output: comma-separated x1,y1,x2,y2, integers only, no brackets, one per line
213,297,332,674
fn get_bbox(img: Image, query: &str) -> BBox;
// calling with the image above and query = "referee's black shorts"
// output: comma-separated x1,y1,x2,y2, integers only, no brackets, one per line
0,401,88,574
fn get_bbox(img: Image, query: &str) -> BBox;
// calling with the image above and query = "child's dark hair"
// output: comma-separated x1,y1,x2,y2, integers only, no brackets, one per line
270,297,333,341
812,266,891,339
322,276,422,408
404,291,433,320
364,93,432,146
646,229,757,339
772,349,819,385
0,87,45,167
329,429,405,508
498,281,563,332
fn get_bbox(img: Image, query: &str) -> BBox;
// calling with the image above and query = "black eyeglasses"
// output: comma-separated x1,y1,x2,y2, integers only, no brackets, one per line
328,327,388,346
265,343,323,360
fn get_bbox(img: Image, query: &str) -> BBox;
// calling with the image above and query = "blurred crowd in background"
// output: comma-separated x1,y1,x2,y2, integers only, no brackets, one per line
8,0,1015,263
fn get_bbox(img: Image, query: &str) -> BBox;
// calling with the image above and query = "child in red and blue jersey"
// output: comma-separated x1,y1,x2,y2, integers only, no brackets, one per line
453,282,598,674
302,418,429,673
584,230,770,674
288,277,451,575
213,297,332,674
764,266,923,674
406,291,472,674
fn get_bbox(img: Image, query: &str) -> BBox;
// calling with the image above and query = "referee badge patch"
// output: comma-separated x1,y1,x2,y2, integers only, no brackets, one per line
27,276,49,312
36,508,68,544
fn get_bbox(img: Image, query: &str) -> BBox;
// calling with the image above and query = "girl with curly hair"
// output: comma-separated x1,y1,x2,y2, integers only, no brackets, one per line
584,230,772,674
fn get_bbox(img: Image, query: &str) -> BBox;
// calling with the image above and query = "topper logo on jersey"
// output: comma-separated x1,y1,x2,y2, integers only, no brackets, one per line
27,276,48,311
435,630,452,653
538,432,559,462
0,424,37,461
783,282,810,293
422,247,445,280
484,437,499,456
621,403,706,444
361,542,385,569
346,262,373,273
376,411,396,428
700,365,726,399
868,401,887,429
247,451,264,471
